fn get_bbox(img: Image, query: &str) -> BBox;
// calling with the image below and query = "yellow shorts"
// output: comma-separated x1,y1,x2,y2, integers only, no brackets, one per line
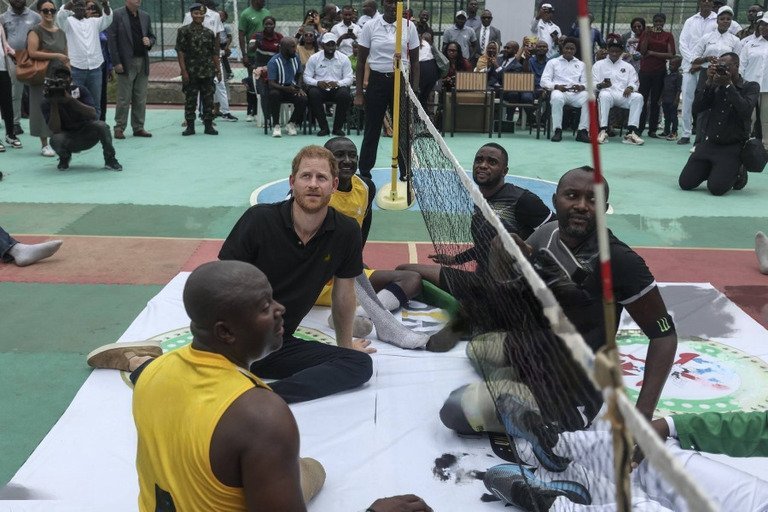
315,268,376,306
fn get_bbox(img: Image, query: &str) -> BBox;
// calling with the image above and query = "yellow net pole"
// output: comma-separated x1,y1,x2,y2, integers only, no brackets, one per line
389,1,404,201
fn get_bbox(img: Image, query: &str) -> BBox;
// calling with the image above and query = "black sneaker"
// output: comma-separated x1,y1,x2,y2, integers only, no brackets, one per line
316,129,330,137
575,129,591,143
647,131,659,138
733,166,749,190
677,137,690,145
483,464,592,509
105,159,123,171
219,112,238,122
57,155,70,170
13,124,23,135
550,128,562,142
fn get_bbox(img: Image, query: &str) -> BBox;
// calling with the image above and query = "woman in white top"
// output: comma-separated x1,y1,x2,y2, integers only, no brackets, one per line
0,21,21,151
417,31,439,110
740,16,768,147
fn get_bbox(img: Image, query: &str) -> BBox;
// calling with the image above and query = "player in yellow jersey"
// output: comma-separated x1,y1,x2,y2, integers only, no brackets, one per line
90,261,433,512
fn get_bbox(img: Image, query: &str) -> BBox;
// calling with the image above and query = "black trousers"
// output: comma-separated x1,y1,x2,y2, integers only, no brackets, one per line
418,59,440,110
99,61,108,122
662,101,678,134
0,70,15,138
679,141,742,195
268,87,307,126
359,70,409,179
50,120,116,162
307,86,351,132
638,70,665,134
249,335,373,403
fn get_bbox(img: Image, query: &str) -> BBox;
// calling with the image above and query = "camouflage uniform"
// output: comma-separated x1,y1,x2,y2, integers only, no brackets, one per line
175,22,218,123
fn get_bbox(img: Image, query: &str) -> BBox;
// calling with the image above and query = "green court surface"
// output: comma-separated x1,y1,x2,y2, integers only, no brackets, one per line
0,107,766,485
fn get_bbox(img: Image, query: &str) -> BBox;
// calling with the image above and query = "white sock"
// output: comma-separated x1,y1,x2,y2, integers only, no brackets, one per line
354,273,428,349
355,289,401,316
327,313,373,338
757,232,768,275
9,240,63,267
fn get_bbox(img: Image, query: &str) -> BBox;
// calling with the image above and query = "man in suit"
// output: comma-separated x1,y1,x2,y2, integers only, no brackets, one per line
475,9,501,63
106,0,155,139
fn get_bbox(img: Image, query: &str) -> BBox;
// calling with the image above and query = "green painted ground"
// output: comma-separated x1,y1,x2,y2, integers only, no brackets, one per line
1,107,765,485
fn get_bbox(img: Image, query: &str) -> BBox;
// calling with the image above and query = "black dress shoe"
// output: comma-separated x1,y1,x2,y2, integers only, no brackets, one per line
677,137,690,145
551,128,562,142
647,132,659,139
316,129,330,136
575,129,591,143
733,166,749,190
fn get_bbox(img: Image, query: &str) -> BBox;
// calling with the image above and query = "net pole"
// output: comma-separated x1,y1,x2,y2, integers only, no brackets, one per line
389,1,405,202
576,2,632,511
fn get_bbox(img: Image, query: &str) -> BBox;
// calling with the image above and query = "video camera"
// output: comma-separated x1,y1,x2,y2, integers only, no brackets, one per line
714,63,729,76
43,76,70,98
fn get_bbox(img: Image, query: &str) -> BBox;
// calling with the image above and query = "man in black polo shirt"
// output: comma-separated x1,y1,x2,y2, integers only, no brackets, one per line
218,145,374,403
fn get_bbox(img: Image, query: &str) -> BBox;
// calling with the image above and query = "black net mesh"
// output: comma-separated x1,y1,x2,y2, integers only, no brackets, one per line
396,70,716,511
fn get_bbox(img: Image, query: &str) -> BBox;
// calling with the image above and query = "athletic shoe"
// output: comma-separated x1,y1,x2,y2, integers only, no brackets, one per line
666,132,678,141
496,393,571,472
597,130,608,144
86,341,163,371
647,131,659,139
41,144,56,157
245,114,255,122
550,129,562,142
659,131,670,138
105,158,123,171
5,136,22,149
57,155,70,170
733,166,748,190
14,123,23,135
622,132,644,146
219,112,238,122
575,129,590,143
286,122,298,136
690,145,696,154
272,125,282,137
677,137,690,145
0,142,5,152
484,464,592,509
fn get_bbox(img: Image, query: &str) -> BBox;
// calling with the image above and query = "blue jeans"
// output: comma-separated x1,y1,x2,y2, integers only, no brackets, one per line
70,67,103,119
0,226,18,262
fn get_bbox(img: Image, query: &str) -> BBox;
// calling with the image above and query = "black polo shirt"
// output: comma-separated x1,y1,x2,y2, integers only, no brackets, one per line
219,199,363,337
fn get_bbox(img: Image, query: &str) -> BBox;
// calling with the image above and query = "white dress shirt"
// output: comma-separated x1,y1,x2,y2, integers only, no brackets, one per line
303,49,354,88
57,6,112,70
357,11,381,28
540,55,585,89
679,11,717,70
740,36,768,92
357,15,419,73
478,25,490,53
530,17,561,59
692,29,743,67
593,57,639,92
331,20,361,57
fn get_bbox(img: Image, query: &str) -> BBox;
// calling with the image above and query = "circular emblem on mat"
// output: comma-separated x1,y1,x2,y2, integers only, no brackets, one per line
618,329,768,416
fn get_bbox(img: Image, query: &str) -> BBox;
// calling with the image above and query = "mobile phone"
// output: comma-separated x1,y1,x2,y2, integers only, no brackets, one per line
348,27,354,35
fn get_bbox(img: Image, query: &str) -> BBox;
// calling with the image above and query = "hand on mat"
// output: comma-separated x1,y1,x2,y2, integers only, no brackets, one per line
368,494,433,512
352,338,377,354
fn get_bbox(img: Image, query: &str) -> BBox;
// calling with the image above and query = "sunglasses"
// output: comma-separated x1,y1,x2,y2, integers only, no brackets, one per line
40,8,56,14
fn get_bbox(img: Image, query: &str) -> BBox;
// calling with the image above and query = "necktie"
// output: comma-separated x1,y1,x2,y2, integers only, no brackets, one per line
481,27,488,52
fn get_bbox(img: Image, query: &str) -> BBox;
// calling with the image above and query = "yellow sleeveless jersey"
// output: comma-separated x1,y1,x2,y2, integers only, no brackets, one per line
133,345,271,512
328,174,369,228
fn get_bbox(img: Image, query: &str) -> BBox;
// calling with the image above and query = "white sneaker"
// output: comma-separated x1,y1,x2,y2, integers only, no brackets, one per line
286,122,298,136
245,114,254,122
272,125,282,138
689,145,696,154
622,132,644,146
41,144,55,157
597,130,608,144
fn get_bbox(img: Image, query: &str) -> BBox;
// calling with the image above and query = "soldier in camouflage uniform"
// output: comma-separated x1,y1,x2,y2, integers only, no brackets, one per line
176,3,221,135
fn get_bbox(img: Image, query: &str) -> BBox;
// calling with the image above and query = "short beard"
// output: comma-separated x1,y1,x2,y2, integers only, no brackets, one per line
474,173,503,190
294,192,331,214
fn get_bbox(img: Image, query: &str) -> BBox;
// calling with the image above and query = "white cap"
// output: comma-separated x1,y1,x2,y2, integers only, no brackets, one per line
455,10,467,18
320,32,337,45
760,12,768,23
541,3,554,10
717,5,734,16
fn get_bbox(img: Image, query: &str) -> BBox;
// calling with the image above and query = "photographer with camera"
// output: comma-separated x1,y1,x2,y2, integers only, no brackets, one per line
678,52,758,195
330,5,360,57
41,59,121,171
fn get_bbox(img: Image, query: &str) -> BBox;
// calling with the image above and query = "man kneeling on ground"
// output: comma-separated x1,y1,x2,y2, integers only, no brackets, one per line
42,59,122,171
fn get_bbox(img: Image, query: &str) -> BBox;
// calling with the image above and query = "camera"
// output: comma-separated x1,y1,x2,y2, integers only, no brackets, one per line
43,76,69,98
715,64,729,76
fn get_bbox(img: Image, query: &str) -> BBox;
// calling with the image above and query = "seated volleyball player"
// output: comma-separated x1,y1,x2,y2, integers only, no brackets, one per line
439,167,677,476
398,143,553,351
89,146,374,405
127,260,433,512
318,137,431,349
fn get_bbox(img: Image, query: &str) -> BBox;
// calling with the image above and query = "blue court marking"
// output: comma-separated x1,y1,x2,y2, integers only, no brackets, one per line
253,168,557,210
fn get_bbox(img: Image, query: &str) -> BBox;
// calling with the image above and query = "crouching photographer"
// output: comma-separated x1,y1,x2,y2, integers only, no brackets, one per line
678,52,759,195
41,60,122,171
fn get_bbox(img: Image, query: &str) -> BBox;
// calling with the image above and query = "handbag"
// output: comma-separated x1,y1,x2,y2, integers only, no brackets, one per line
741,138,768,173
15,49,49,85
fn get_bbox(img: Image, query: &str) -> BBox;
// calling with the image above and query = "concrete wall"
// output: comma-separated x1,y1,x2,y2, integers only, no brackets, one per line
486,0,535,44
